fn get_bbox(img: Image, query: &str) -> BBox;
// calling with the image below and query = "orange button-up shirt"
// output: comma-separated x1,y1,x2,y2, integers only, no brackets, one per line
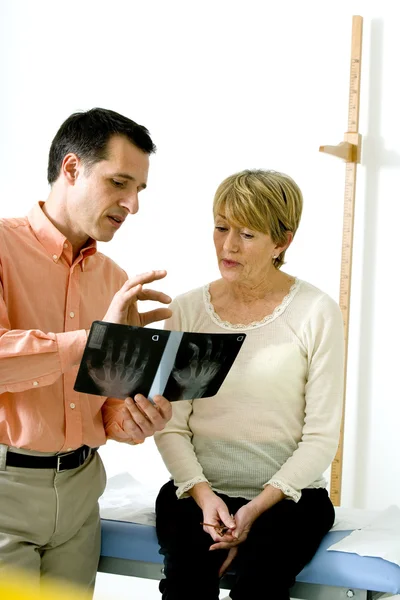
0,202,134,451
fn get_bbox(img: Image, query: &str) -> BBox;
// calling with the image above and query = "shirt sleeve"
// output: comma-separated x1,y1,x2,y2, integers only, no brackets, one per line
267,294,345,502
0,275,88,394
154,297,210,497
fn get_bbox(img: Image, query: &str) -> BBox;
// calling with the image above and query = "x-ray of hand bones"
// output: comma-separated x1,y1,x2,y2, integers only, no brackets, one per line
87,338,148,397
171,338,221,398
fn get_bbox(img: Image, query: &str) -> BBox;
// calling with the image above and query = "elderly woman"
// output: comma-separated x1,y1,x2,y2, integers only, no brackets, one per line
154,169,344,600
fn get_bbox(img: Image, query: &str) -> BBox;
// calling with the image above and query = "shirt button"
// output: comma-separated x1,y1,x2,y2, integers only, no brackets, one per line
69,311,75,318
33,381,39,386
52,254,58,262
70,403,76,409
63,242,68,249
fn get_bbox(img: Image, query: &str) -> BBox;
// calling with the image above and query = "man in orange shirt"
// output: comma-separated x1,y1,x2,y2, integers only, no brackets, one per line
0,108,172,590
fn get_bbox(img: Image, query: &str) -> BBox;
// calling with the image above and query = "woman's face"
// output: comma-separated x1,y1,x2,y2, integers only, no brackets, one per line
213,213,283,284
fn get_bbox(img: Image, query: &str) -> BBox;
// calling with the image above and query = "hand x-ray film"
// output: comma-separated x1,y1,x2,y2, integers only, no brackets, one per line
74,321,246,401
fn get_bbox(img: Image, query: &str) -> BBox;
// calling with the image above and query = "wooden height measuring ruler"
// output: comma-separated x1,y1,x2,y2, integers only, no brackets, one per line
319,15,363,506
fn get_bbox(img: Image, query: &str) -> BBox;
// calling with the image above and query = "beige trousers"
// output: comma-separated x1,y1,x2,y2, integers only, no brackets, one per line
0,445,106,592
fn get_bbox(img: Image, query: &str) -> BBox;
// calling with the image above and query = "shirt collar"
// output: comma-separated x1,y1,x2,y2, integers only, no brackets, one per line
27,201,97,261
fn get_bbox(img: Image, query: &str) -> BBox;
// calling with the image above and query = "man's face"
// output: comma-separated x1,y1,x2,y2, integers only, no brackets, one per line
69,134,149,242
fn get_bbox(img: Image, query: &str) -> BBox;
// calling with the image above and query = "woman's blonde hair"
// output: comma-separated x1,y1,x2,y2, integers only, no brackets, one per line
213,169,303,269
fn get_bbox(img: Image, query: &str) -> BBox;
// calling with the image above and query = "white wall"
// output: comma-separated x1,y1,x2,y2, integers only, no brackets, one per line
1,0,400,596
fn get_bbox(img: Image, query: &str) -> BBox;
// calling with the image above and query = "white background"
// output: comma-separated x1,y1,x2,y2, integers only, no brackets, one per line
1,0,400,597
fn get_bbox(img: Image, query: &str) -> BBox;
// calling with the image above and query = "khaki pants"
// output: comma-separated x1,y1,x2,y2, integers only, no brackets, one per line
0,445,106,592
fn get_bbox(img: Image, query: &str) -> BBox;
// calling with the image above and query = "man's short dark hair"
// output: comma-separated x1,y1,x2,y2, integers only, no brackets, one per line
47,108,156,184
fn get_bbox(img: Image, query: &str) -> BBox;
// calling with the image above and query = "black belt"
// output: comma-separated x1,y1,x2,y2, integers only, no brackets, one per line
6,445,97,472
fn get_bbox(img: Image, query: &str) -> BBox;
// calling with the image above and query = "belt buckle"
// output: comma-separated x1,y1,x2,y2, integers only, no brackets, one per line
56,449,76,473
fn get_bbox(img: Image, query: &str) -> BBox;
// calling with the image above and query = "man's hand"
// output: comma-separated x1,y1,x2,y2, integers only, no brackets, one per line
121,394,172,442
103,270,172,327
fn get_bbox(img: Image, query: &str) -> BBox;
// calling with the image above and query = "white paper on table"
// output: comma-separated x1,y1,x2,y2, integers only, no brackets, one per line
328,505,400,567
331,506,379,531
99,472,158,526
